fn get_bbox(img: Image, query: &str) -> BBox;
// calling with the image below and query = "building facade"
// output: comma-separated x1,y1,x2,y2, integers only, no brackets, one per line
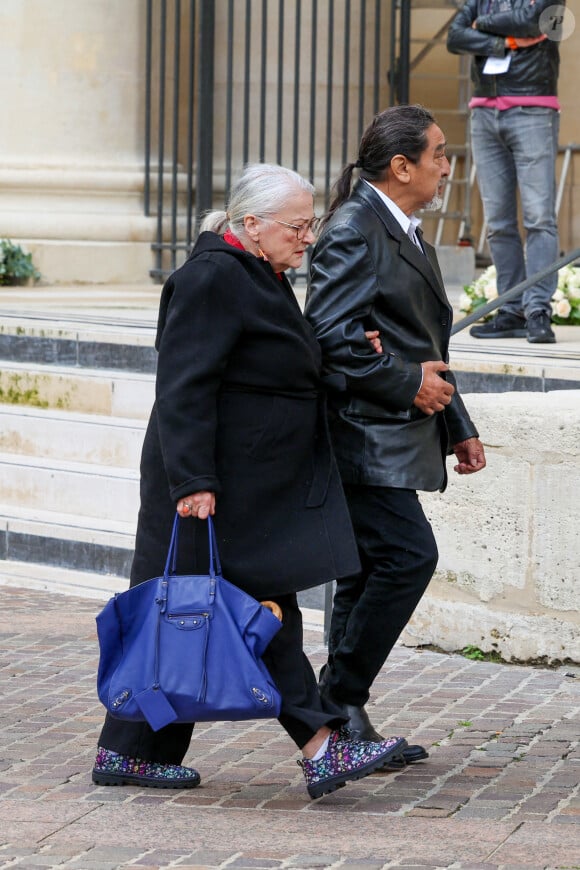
1,0,578,284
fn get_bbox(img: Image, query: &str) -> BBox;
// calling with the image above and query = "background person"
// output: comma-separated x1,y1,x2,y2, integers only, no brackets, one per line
447,0,561,344
305,105,486,748
92,163,407,800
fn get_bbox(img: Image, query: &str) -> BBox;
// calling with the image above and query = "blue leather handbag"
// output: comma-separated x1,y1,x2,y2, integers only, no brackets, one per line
96,514,282,731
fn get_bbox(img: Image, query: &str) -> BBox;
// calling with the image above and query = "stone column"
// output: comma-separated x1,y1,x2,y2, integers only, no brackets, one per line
0,0,156,282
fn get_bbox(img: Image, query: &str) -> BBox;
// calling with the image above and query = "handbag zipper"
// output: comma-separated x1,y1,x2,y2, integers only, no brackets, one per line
167,612,210,619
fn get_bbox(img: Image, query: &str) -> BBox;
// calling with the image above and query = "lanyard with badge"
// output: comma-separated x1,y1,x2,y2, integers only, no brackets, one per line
482,0,513,75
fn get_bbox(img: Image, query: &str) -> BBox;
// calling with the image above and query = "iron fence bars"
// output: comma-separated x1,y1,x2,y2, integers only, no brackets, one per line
145,0,187,279
293,0,302,170
155,0,167,278
145,0,396,281
196,2,215,226
308,0,318,180
185,0,197,248
243,0,252,165
171,0,182,274
341,1,351,168
324,1,335,208
224,0,235,197
144,0,153,219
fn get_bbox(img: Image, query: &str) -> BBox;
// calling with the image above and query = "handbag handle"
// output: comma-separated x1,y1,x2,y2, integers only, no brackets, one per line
164,514,222,579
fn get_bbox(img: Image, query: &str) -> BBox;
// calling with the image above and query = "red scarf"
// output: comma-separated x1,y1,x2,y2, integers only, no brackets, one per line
223,229,245,251
223,230,282,280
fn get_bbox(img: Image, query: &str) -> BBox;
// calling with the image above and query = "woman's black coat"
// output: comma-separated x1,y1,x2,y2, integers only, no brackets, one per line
130,232,360,599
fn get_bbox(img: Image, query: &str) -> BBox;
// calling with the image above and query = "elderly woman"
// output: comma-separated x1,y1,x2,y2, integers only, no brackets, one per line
92,163,406,799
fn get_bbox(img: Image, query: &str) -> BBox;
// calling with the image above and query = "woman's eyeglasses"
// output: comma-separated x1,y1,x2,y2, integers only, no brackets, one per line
270,217,321,240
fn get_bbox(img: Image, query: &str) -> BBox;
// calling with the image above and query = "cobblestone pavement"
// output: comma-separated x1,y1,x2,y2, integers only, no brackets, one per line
0,586,578,870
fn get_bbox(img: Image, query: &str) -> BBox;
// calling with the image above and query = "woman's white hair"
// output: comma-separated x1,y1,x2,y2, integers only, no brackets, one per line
200,163,314,236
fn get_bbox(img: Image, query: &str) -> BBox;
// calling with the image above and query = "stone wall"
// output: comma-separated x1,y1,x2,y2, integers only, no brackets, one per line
401,390,580,664
0,0,157,283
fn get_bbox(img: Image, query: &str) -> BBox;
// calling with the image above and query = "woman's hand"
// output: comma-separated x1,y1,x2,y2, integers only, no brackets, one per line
177,491,216,519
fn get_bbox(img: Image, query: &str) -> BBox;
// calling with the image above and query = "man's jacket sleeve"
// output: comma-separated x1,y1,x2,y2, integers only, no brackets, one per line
447,0,507,56
444,371,480,448
305,223,422,412
476,0,557,37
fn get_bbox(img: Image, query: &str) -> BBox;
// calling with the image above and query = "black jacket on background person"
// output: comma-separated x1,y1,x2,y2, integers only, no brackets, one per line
130,231,360,599
305,180,478,493
447,0,561,98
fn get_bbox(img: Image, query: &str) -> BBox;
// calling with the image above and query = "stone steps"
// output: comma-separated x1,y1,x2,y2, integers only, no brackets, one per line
0,401,141,578
450,331,580,392
0,309,155,587
0,506,135,581
1,298,580,607
0,405,146,465
0,359,154,417
0,309,157,372
0,557,127,599
0,451,139,521
0,426,139,578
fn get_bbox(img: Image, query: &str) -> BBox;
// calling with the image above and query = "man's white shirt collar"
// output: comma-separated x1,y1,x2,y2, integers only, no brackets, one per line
362,178,422,238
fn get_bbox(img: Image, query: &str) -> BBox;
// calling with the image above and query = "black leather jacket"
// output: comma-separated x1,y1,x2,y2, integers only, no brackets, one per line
305,181,478,493
447,0,560,98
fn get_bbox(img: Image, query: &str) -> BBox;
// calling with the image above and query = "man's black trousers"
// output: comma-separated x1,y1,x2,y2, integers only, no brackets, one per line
325,484,439,708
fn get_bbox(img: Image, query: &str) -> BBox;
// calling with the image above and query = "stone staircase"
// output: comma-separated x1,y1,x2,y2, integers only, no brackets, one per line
1,288,579,607
0,309,157,598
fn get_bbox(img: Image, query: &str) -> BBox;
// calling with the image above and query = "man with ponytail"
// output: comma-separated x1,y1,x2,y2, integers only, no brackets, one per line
305,105,486,756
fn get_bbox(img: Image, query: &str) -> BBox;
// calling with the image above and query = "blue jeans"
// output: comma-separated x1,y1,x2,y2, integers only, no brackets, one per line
471,106,559,319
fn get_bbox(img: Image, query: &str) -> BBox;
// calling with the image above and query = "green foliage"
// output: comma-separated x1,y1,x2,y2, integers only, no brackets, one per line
0,239,41,285
461,644,505,664
461,645,485,661
0,384,49,408
0,373,49,408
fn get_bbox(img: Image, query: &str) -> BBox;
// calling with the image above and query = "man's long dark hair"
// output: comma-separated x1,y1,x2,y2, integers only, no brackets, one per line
326,104,436,223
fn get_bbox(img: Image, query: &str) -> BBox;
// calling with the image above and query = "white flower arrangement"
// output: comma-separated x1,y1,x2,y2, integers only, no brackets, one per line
460,264,580,325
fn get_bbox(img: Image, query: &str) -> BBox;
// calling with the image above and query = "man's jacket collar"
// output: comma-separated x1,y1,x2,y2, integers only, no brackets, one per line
351,179,449,307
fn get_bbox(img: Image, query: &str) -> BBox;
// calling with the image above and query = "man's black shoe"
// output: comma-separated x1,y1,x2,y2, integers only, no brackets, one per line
344,703,384,742
527,310,556,344
320,687,429,766
469,312,527,339
342,705,428,767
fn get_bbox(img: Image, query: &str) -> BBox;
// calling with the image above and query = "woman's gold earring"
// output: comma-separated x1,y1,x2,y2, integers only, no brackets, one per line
257,246,268,262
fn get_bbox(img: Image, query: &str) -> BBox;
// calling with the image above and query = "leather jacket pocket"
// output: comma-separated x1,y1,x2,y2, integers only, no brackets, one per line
344,396,412,422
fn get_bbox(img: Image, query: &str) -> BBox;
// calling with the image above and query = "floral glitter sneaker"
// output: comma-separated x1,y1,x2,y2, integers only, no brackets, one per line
298,729,407,799
92,746,201,789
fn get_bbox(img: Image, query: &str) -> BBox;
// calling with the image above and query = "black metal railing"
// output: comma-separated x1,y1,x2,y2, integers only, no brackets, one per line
144,0,397,280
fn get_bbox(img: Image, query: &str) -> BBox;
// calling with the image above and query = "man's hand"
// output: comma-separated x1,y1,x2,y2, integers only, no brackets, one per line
364,329,383,354
453,437,486,475
414,361,455,415
508,34,548,48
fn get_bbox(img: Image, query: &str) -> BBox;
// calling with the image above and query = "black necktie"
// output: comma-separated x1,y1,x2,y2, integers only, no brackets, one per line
408,225,424,254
